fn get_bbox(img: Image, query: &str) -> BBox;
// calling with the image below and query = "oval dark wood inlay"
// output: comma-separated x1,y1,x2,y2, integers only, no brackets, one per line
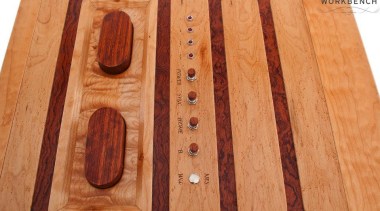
98,11,134,75
85,107,126,189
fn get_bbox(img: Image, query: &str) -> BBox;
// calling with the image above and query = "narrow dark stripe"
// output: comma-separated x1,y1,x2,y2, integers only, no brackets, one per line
257,0,305,210
152,0,170,210
208,0,238,210
31,0,83,210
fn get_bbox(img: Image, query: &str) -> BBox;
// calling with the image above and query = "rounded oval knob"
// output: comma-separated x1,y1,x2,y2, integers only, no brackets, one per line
98,11,134,75
85,107,126,189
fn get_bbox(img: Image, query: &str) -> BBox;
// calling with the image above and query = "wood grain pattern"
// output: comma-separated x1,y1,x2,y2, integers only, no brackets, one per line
270,0,349,209
152,0,170,210
0,0,71,210
98,11,134,75
257,0,304,209
0,0,41,171
1,0,378,209
85,107,126,189
31,0,83,209
48,1,156,210
208,0,238,210
221,0,288,209
302,1,380,209
169,0,221,210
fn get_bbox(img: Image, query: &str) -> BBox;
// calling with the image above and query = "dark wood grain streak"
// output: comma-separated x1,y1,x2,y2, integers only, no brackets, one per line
208,0,238,210
98,11,134,75
257,0,305,210
31,0,83,210
85,108,126,189
152,0,170,210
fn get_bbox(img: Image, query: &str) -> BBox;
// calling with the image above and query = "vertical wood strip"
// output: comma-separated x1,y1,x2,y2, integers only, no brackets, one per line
152,0,170,210
169,0,221,209
302,1,380,209
208,0,238,210
257,0,304,209
221,0,288,209
0,0,42,171
0,0,72,210
31,0,83,210
269,0,349,209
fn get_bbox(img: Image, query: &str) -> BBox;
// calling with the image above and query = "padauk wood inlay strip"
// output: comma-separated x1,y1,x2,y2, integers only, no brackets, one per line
152,0,171,210
31,0,83,210
257,0,305,209
208,0,238,210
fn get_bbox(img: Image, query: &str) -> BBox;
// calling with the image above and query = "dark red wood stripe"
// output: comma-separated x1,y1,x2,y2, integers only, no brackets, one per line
152,0,170,210
31,0,83,210
257,0,305,210
208,0,238,210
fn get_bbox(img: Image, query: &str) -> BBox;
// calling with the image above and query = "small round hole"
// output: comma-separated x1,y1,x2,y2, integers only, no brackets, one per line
187,40,194,46
187,15,193,21
188,53,194,59
187,27,193,33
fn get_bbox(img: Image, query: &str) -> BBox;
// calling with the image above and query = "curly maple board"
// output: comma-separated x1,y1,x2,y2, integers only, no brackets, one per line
0,0,379,210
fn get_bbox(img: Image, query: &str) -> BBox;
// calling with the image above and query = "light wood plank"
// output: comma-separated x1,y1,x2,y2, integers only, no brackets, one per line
0,0,70,210
302,1,380,210
221,0,287,210
0,0,41,171
135,0,157,210
270,0,349,209
169,0,220,210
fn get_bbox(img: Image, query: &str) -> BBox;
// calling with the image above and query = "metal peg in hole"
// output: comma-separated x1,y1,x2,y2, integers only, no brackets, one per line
188,143,199,156
189,173,200,184
187,68,196,81
188,117,199,130
188,91,197,105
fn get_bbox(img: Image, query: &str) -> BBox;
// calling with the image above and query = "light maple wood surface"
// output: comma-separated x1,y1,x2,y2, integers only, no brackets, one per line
271,0,349,209
0,0,41,172
221,0,287,210
169,0,221,210
0,0,70,210
303,0,380,210
49,0,155,210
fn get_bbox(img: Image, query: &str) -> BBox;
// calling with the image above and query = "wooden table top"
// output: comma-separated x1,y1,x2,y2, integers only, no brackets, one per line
0,0,379,210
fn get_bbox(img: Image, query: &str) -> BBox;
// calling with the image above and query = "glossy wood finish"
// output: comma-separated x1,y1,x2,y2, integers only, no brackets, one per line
303,1,380,209
221,0,287,209
0,0,378,210
169,0,221,209
152,0,170,209
98,11,134,75
0,0,76,210
0,0,41,172
85,108,126,189
30,1,83,210
208,0,238,210
271,0,349,209
48,1,157,210
257,0,304,209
